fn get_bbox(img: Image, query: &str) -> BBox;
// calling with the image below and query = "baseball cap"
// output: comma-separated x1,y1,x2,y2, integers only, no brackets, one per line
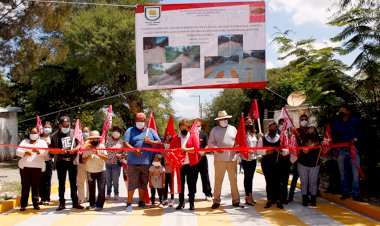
59,116,71,125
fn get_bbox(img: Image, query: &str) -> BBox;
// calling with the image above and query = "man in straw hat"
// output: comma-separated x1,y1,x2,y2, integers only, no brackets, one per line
208,110,244,209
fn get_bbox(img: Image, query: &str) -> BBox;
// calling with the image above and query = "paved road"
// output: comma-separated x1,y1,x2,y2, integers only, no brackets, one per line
2,155,379,226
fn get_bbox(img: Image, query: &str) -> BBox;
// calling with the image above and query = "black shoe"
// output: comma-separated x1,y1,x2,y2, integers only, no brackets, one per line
175,203,184,210
211,203,220,209
33,205,41,210
73,203,84,209
232,203,244,208
38,201,44,205
189,203,194,211
340,194,350,200
353,196,364,202
138,201,147,208
264,202,272,208
276,202,284,209
20,207,26,211
56,204,66,211
310,195,317,206
302,195,309,206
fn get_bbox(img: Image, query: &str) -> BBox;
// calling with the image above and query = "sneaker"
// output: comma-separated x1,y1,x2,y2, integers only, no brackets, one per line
125,204,133,212
95,207,103,211
106,195,111,200
205,196,213,201
158,203,164,208
86,205,96,210
113,195,119,201
162,200,169,206
211,203,220,209
43,201,50,206
138,201,147,208
168,200,174,207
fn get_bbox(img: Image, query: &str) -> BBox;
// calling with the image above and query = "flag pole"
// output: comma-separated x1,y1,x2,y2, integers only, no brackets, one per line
257,118,262,134
316,147,322,166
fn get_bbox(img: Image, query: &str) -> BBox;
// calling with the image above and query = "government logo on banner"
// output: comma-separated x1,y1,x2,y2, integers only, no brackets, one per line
144,6,161,21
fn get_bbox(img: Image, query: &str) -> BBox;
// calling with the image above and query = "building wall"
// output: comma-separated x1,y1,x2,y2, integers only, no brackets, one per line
0,112,19,161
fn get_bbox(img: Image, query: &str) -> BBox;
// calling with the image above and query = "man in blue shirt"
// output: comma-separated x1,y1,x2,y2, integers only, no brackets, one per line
331,105,363,202
123,112,161,212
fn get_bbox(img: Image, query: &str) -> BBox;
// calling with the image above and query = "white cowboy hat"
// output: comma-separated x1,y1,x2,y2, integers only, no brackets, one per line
214,110,232,121
86,130,102,140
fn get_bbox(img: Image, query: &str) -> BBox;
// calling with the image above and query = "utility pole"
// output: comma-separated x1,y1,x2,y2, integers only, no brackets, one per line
190,95,202,118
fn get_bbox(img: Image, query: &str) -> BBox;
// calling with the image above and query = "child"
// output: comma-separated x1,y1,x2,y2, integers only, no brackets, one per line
162,136,175,207
149,154,165,208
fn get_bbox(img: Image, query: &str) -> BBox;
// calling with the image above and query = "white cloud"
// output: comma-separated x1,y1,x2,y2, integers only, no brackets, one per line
172,101,199,118
268,0,334,25
313,39,341,49
172,89,190,98
266,60,276,69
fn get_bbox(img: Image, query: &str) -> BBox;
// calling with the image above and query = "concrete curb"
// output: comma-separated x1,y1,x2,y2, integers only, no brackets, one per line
256,169,380,222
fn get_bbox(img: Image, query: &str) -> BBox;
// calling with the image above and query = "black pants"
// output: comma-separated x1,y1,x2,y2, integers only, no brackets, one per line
40,160,53,202
278,160,291,203
195,155,213,196
179,164,197,204
20,167,42,208
56,160,79,205
242,160,257,196
288,162,299,199
151,188,164,204
261,158,281,202
163,173,174,200
88,171,106,208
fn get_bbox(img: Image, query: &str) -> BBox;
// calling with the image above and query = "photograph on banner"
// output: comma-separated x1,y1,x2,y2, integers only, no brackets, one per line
136,2,266,90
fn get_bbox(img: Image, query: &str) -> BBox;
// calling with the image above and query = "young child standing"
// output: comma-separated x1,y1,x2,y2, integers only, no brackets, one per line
162,136,175,207
149,154,165,208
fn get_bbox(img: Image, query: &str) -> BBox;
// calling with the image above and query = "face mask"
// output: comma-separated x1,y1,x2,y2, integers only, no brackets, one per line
269,130,277,135
83,132,89,139
219,120,228,128
152,161,161,167
300,120,308,127
278,125,283,131
30,134,39,141
136,122,145,130
338,112,346,120
198,127,201,132
245,125,253,131
112,131,121,139
181,129,188,136
43,127,52,134
163,143,170,149
61,127,70,134
90,141,99,146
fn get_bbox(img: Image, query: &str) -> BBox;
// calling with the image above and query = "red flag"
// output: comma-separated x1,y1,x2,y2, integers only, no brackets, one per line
101,105,112,143
249,99,260,120
280,118,299,163
190,118,200,148
321,124,332,156
235,113,249,159
36,115,43,134
147,111,158,133
73,119,84,147
281,107,295,129
164,116,176,139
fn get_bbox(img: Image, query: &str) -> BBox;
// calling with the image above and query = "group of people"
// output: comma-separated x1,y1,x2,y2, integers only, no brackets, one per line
16,105,363,212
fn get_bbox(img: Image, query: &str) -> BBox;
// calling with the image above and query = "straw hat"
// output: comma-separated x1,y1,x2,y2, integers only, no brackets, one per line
86,130,102,140
214,110,232,121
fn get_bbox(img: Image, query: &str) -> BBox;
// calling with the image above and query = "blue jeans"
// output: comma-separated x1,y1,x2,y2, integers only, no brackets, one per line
106,163,121,196
336,148,360,196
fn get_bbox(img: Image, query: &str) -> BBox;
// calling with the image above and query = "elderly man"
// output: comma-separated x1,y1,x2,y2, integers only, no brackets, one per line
208,110,244,209
51,116,84,211
123,112,161,212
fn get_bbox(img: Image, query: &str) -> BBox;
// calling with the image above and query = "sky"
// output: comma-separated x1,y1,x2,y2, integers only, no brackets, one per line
162,0,350,119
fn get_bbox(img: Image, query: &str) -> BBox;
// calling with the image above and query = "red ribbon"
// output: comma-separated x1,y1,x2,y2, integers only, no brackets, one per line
164,149,185,194
350,146,366,180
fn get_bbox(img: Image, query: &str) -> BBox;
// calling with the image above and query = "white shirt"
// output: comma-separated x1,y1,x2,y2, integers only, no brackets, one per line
256,133,289,156
82,143,107,173
16,139,48,171
208,125,237,162
241,133,258,161
180,133,190,165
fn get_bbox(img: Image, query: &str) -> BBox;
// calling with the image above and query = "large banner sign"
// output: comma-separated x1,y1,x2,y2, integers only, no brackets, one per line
135,2,266,90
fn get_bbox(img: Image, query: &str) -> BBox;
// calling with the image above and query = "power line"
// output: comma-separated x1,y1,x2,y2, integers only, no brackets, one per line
265,87,287,100
18,90,139,123
27,0,137,8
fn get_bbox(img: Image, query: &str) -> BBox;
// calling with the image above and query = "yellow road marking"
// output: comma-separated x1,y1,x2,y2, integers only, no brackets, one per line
253,199,307,226
122,206,164,226
196,200,234,226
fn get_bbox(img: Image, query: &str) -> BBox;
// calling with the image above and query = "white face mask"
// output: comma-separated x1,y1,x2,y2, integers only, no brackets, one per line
163,143,170,149
198,126,201,132
30,134,39,141
300,120,309,128
43,127,52,134
278,125,283,131
112,131,121,139
61,127,70,134
136,122,145,130
219,120,228,128
83,132,89,139
152,161,161,167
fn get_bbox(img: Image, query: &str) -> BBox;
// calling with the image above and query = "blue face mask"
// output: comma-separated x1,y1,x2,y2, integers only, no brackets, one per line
61,127,70,134
30,134,39,141
43,127,52,134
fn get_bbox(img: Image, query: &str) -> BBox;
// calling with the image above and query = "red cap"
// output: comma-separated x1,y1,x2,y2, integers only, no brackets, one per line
136,112,146,119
